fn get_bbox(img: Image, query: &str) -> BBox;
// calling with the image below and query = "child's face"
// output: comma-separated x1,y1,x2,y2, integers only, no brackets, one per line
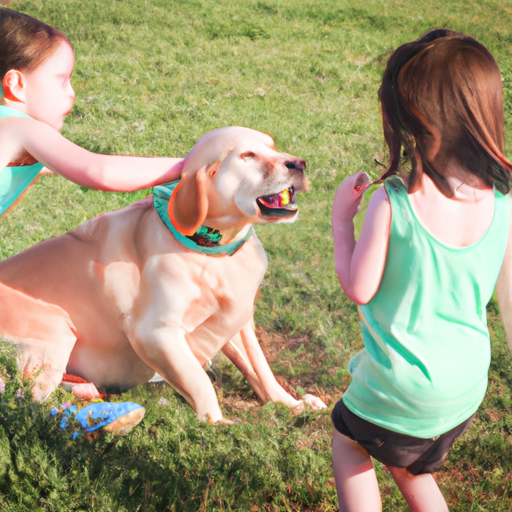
23,40,75,131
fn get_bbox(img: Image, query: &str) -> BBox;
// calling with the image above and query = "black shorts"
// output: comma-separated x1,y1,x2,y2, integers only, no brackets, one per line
331,398,474,475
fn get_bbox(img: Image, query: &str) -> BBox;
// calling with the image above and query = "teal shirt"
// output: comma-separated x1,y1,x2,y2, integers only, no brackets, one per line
0,105,43,218
343,176,511,438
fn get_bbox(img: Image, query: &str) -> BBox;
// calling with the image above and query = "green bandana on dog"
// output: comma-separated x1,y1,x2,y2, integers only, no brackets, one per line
153,181,254,256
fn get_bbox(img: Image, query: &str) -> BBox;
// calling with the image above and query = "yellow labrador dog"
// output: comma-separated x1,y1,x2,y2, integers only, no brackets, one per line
0,127,326,422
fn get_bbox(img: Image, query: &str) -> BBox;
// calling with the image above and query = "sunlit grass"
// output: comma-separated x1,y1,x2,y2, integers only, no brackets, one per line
1,0,512,509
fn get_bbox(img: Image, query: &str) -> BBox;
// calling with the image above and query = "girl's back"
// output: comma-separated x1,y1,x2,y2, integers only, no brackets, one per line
344,171,510,437
408,173,495,248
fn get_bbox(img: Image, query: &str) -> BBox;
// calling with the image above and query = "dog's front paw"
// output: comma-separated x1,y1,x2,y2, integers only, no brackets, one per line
302,394,327,410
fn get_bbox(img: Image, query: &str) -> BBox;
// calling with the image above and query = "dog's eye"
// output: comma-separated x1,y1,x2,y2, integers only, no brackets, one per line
240,152,256,161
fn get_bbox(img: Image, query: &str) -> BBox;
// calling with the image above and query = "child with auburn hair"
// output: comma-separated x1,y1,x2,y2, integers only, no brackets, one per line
0,7,185,434
0,7,184,217
331,29,512,511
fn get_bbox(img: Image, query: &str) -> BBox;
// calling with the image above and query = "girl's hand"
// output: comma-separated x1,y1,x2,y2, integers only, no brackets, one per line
332,171,371,223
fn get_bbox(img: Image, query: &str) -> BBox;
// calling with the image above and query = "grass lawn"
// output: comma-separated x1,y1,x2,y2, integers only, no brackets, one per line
1,0,512,510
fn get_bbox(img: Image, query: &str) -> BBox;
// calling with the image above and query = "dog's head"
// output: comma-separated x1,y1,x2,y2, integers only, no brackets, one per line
168,127,308,236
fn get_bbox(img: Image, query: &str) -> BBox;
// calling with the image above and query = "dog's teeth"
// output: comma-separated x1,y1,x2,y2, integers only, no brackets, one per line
280,189,290,207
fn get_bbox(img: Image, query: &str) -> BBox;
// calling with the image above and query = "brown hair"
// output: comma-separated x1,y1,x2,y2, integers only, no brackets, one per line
378,29,512,196
0,8,70,81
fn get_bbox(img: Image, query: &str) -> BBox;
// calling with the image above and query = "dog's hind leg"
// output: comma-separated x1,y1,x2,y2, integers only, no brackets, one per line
0,282,77,401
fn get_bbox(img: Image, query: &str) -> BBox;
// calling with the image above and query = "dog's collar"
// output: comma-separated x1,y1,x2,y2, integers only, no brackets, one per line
153,181,254,256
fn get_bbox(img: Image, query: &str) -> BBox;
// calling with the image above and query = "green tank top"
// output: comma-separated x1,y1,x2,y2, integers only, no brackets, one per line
343,176,511,438
0,105,43,218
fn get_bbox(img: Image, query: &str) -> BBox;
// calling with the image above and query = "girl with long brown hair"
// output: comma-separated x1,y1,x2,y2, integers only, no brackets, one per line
331,29,512,511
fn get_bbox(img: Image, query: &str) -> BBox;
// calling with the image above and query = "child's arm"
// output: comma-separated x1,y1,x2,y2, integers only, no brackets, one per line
332,172,391,305
495,208,512,354
0,117,184,191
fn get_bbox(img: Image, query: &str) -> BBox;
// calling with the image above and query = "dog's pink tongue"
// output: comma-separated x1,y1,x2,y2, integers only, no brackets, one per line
259,192,281,208
260,188,296,209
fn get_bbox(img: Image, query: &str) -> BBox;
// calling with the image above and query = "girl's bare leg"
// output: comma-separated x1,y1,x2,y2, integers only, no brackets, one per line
332,429,382,512
387,466,448,512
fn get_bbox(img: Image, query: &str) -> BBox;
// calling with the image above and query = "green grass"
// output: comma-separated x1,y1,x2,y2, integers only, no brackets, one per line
1,0,512,510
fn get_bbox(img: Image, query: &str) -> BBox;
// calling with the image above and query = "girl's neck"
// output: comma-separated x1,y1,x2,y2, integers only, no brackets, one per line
444,161,490,194
404,165,491,202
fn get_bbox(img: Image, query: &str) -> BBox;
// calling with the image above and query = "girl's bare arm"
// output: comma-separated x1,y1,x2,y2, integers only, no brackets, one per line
495,207,512,354
332,172,391,305
0,116,183,191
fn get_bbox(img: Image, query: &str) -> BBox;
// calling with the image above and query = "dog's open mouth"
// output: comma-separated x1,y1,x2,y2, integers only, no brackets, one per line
256,186,298,218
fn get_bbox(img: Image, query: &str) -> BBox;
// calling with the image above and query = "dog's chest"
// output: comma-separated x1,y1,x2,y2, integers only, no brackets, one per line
189,249,264,317
181,239,266,340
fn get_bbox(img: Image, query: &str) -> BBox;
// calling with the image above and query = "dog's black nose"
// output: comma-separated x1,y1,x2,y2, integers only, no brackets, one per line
285,159,306,172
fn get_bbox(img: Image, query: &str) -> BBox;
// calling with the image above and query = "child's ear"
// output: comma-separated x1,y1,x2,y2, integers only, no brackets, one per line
2,70,27,102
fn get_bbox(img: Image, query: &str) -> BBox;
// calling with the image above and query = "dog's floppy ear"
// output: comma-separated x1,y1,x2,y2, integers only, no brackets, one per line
168,165,212,236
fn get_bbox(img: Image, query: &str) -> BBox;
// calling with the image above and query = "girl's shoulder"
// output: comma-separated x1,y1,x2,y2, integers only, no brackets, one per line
360,183,391,234
0,112,47,170
0,108,38,136
0,114,38,143
364,179,393,210
0,105,41,138
369,183,391,205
